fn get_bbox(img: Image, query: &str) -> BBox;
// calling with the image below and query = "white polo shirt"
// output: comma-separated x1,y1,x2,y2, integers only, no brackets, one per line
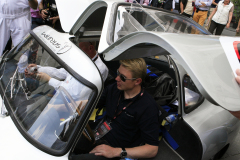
212,1,234,25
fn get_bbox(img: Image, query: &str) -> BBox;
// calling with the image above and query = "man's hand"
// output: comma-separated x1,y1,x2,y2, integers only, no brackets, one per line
226,23,230,29
40,9,48,20
89,144,121,158
49,16,59,24
200,1,206,6
25,64,37,78
37,72,51,83
236,69,240,84
207,17,211,24
236,27,240,33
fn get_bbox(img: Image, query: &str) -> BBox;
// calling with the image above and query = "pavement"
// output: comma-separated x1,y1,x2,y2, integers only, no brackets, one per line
221,26,237,37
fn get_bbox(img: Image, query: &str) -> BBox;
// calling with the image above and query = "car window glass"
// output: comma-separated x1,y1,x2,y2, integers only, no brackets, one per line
114,6,164,41
154,12,205,34
0,35,92,150
183,74,203,113
113,5,206,42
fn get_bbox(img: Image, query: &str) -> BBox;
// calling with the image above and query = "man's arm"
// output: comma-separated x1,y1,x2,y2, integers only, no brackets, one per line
38,67,67,80
203,0,212,6
194,0,201,7
229,111,240,120
39,0,48,20
49,16,60,24
180,1,184,13
38,0,44,10
236,19,240,33
28,0,38,9
143,0,149,5
208,7,217,21
226,11,233,29
211,0,217,6
90,144,158,159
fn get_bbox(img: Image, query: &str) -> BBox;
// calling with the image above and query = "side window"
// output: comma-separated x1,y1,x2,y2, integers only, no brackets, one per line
0,36,93,152
183,74,204,113
114,6,164,42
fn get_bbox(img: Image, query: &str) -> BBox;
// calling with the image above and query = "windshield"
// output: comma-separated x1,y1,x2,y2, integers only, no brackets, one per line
0,34,92,151
113,5,207,42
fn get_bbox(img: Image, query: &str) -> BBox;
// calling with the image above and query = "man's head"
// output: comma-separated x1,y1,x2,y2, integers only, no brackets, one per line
78,41,96,59
116,58,147,91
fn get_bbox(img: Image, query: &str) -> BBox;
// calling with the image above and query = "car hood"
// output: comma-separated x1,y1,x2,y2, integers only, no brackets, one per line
102,31,240,111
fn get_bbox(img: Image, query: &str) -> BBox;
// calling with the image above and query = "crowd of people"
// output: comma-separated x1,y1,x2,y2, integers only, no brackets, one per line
0,0,63,56
1,0,240,160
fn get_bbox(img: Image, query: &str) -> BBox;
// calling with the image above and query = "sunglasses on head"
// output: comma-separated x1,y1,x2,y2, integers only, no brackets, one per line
117,70,137,82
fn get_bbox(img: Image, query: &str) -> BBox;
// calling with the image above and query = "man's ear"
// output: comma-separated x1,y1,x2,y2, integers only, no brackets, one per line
89,44,94,51
135,78,142,86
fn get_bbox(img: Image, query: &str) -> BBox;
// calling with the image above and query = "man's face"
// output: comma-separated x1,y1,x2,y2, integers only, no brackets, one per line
115,65,137,91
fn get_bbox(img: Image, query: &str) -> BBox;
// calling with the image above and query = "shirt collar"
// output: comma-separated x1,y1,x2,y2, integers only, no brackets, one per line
92,52,98,61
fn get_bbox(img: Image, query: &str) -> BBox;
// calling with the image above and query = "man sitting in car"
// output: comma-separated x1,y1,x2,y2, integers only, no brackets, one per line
75,58,159,159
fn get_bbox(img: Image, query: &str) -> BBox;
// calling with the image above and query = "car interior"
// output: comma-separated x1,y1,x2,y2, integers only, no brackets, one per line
67,3,205,160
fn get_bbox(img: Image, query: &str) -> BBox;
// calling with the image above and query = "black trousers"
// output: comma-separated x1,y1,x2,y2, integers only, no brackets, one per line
72,138,119,160
3,37,12,55
174,12,192,33
71,153,119,160
208,20,226,35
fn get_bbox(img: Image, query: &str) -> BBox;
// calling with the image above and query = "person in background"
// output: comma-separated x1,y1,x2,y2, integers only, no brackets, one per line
180,0,195,18
125,0,149,5
150,0,164,7
163,0,173,11
25,41,108,102
192,0,213,27
173,0,194,33
73,58,159,160
0,0,41,56
172,0,180,13
39,0,64,32
207,0,233,35
205,0,221,30
31,8,44,30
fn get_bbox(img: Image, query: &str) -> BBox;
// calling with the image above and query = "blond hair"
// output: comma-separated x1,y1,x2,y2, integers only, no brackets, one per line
120,58,147,82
